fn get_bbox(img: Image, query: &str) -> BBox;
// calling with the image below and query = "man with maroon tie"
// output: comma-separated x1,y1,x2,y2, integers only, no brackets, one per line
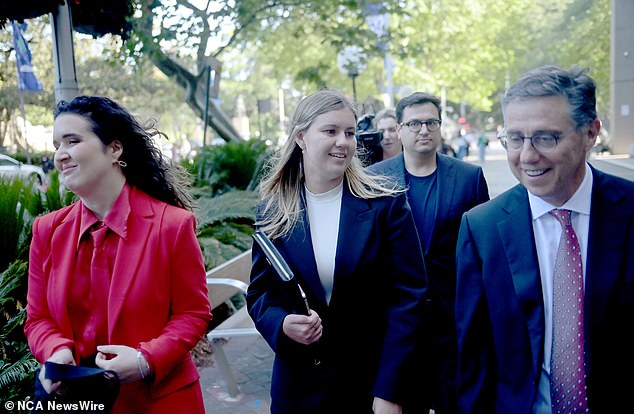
455,65,634,414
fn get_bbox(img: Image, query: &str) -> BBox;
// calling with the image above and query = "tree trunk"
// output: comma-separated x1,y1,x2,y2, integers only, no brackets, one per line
136,1,241,143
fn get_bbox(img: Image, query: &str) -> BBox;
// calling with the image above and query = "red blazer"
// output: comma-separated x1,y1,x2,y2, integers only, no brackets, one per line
25,187,211,413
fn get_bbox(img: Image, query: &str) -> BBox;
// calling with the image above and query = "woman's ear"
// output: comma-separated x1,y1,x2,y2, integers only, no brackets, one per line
295,131,305,151
109,139,124,161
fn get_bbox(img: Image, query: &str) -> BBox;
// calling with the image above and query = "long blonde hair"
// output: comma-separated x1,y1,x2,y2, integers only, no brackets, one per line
257,90,401,240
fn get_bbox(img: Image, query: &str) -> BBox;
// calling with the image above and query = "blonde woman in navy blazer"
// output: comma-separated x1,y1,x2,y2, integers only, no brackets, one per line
247,90,429,414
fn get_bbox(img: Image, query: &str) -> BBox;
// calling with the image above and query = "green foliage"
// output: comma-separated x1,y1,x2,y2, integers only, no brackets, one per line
44,170,75,212
0,260,36,402
194,190,259,268
0,177,41,271
193,139,270,194
194,190,258,228
0,175,73,402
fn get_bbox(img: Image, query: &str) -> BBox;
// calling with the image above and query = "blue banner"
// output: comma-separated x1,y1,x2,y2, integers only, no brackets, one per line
11,20,43,92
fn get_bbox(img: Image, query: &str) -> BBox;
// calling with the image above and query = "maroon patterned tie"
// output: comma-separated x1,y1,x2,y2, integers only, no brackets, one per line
549,209,589,413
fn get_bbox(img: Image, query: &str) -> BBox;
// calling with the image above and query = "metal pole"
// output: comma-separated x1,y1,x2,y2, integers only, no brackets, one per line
18,89,31,163
351,75,357,102
51,3,79,103
203,65,211,147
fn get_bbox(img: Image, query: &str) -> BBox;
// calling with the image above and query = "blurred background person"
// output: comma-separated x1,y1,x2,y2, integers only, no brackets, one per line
374,108,403,161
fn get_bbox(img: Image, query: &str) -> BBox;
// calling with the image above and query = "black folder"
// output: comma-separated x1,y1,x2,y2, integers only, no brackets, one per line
252,231,311,316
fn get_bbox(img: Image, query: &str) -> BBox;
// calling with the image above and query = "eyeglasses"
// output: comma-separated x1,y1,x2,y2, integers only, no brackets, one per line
401,118,441,133
497,129,566,153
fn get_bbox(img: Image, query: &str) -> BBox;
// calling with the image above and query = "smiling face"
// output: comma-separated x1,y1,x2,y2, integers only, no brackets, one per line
504,95,599,206
397,102,442,157
295,107,357,193
53,113,124,198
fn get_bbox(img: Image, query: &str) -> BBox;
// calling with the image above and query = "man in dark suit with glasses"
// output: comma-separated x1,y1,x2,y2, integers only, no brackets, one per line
369,91,490,414
455,65,634,414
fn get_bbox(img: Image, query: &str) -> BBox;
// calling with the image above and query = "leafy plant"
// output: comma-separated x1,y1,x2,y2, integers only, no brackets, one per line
0,175,73,403
192,139,270,195
0,260,36,403
194,190,259,269
0,177,42,271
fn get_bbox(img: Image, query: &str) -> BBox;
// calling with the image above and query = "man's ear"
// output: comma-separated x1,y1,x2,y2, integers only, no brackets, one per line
584,119,601,152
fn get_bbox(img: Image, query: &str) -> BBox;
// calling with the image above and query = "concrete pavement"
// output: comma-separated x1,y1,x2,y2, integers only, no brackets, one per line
199,146,634,414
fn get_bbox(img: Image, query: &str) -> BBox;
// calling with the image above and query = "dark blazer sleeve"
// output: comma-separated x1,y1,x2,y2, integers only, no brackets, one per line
455,210,495,414
247,233,295,355
372,192,429,402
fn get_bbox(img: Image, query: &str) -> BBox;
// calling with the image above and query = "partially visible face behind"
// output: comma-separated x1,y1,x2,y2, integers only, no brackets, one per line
504,95,598,206
295,107,356,194
397,102,442,156
53,113,120,197
377,116,402,159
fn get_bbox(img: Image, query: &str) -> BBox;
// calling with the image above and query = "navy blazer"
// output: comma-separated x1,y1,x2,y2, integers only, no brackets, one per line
369,153,489,329
247,185,428,413
455,167,634,414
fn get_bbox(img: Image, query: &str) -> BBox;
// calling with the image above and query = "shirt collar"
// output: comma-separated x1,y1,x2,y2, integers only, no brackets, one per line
528,162,593,220
77,183,131,248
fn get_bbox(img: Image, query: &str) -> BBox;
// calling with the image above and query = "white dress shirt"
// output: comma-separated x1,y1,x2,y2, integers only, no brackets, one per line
530,164,593,414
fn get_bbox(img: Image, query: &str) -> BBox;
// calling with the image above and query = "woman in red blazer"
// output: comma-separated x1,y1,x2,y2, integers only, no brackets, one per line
25,96,211,413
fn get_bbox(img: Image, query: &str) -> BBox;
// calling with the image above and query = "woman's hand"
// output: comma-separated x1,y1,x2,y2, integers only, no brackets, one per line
40,348,75,394
282,309,322,345
95,345,149,384
372,397,402,414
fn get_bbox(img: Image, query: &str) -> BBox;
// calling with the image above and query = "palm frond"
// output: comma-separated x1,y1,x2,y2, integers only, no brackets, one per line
194,190,259,228
0,349,38,394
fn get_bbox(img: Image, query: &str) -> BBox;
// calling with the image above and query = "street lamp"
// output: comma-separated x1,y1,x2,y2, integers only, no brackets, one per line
337,46,367,102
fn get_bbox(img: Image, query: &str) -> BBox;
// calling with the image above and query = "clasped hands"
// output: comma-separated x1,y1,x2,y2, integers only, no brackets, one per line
40,345,150,394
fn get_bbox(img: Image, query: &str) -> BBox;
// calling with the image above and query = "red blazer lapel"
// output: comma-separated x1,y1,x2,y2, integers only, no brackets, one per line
108,188,155,338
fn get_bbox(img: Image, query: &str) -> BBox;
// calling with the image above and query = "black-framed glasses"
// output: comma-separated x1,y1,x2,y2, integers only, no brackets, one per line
497,129,565,153
401,118,441,133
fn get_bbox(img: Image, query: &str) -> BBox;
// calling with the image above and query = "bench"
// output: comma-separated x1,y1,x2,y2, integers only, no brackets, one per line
206,249,262,398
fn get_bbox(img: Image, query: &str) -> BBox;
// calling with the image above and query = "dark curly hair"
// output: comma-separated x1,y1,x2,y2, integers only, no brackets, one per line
54,96,193,210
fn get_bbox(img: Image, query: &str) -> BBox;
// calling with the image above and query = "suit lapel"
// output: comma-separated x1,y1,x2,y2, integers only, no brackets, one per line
433,154,455,242
108,188,154,337
282,200,327,306
390,155,407,188
332,186,375,301
497,186,544,375
585,169,627,337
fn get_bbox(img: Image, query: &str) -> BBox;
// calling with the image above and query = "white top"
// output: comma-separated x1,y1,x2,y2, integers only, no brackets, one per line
305,182,343,304
530,163,592,414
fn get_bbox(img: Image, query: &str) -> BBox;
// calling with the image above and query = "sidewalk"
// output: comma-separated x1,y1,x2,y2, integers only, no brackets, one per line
200,335,273,414
199,148,634,414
